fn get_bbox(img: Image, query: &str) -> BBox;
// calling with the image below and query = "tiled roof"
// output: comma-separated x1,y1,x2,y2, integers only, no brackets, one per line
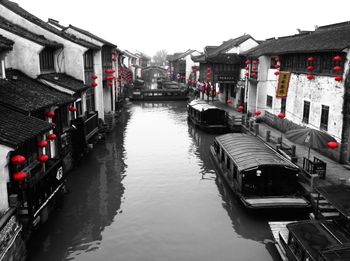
168,49,195,61
244,22,350,57
0,69,74,113
0,0,100,50
206,53,242,64
206,35,253,58
0,105,52,148
0,34,14,51
67,24,117,47
39,73,90,93
0,16,62,48
191,54,206,63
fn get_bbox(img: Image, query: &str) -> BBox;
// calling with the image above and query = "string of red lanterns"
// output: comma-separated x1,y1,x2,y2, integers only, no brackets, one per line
11,155,26,165
13,171,27,182
47,133,57,140
333,55,343,82
274,57,280,76
244,59,250,78
91,74,98,88
46,111,55,118
207,67,212,82
306,56,315,81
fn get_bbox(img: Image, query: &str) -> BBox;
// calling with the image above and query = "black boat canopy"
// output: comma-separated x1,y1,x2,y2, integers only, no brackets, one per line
188,100,225,112
316,184,350,219
320,245,350,261
215,133,298,172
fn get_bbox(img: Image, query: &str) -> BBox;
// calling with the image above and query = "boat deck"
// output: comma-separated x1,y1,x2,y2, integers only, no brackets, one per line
268,221,294,261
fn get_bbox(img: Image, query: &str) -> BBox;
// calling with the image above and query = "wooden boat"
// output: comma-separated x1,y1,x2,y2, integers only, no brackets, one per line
210,133,310,209
187,99,230,133
269,219,350,261
130,88,188,101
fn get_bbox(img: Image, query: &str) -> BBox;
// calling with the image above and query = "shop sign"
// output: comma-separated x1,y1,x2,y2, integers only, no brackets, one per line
276,71,291,98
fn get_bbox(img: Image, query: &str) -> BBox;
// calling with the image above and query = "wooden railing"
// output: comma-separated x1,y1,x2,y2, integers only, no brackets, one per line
84,112,99,141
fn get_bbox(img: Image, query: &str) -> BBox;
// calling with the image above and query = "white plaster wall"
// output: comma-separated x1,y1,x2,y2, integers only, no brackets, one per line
92,51,104,119
0,28,43,78
226,46,239,54
0,145,12,211
238,38,259,53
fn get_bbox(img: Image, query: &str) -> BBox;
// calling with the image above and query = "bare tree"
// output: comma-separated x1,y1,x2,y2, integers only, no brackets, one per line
152,49,168,67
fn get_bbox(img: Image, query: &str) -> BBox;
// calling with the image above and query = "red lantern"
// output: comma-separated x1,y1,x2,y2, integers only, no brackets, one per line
333,66,342,72
105,69,116,74
327,141,339,149
108,82,113,87
274,64,280,69
46,111,55,118
244,66,249,70
69,106,77,112
255,111,261,116
333,55,342,62
278,113,285,119
112,50,117,55
307,66,314,71
227,99,232,105
207,68,211,71
244,72,249,77
105,75,115,81
91,75,98,80
307,57,315,63
13,172,27,182
335,75,343,82
47,133,57,140
38,154,49,163
245,59,250,64
307,74,315,80
274,71,280,76
38,140,48,148
238,105,244,112
92,82,98,87
112,57,117,62
274,57,280,62
251,72,257,78
11,155,26,165
252,67,257,71
253,60,258,64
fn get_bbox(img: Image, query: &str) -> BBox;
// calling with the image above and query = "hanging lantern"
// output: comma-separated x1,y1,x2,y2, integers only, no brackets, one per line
105,75,115,81
327,141,339,149
38,154,49,163
69,106,77,112
274,57,280,62
112,50,117,55
105,69,116,74
252,67,257,71
238,105,244,112
277,113,285,119
255,111,262,116
207,67,211,71
227,99,233,105
245,59,250,64
38,140,48,148
112,57,117,62
253,60,258,65
333,66,342,72
46,111,55,118
274,64,280,69
13,171,27,182
11,155,26,165
244,66,249,70
274,71,280,76
333,55,342,62
92,82,98,87
108,82,113,87
335,75,343,82
307,66,314,71
307,74,315,80
91,75,98,80
307,57,315,63
251,72,257,78
244,72,249,77
47,133,57,140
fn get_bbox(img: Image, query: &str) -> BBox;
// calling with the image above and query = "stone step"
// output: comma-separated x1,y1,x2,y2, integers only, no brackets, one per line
318,205,336,211
320,212,340,218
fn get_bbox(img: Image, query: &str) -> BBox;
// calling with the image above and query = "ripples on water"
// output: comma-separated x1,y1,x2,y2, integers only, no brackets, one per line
27,101,283,261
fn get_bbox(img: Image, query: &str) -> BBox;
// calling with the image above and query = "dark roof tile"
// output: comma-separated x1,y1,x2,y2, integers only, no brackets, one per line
206,35,253,58
39,73,90,93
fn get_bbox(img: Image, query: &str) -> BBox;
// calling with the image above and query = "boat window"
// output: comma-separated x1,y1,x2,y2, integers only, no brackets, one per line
226,156,231,170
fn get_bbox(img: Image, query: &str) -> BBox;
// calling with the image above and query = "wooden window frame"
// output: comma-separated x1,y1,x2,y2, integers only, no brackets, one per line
302,101,310,124
39,48,55,72
320,105,329,131
266,95,273,108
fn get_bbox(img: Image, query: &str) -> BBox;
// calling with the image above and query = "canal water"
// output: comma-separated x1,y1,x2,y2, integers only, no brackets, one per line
27,101,284,261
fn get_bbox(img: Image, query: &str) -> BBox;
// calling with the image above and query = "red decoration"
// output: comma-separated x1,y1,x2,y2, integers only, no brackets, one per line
69,106,77,112
244,66,249,70
47,133,57,140
244,72,249,77
274,57,280,62
92,82,98,87
307,57,315,63
207,68,211,71
38,140,48,148
11,155,26,165
112,57,117,62
335,75,343,82
105,69,116,74
251,72,257,78
91,75,98,80
307,74,315,80
238,105,244,112
253,60,258,64
307,66,314,71
274,64,280,69
112,50,117,55
227,99,233,105
13,172,27,182
333,66,342,72
105,75,115,81
274,71,280,76
255,111,261,116
327,141,339,149
252,67,257,71
245,60,250,64
108,82,113,87
46,111,55,118
38,154,49,163
333,55,342,62
277,113,285,119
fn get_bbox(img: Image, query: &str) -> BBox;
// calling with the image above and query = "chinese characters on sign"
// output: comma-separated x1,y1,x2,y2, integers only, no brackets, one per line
218,75,236,82
276,72,291,98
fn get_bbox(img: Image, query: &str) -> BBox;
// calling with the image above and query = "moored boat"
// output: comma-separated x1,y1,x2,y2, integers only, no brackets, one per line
210,133,310,209
130,88,188,101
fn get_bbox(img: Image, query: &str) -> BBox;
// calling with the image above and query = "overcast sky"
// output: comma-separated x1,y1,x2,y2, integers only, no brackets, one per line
13,0,350,57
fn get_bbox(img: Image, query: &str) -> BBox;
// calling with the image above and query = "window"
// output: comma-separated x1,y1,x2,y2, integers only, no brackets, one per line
84,50,94,70
320,105,329,131
270,57,277,69
303,101,310,124
40,48,55,71
86,88,95,112
230,84,236,98
266,95,273,108
226,156,231,170
281,98,286,114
